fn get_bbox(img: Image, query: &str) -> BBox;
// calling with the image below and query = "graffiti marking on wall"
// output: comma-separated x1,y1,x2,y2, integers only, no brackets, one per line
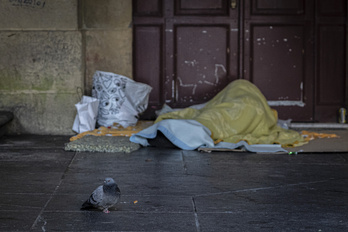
9,0,46,9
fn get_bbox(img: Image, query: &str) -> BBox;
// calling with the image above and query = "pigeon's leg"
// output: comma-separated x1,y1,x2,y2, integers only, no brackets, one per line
103,208,110,213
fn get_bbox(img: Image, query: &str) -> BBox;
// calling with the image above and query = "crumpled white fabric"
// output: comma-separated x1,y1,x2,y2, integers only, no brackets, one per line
72,96,99,133
130,119,288,153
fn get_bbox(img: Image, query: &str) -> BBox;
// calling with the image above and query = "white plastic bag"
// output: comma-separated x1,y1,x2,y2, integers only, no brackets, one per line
92,71,152,128
72,96,99,133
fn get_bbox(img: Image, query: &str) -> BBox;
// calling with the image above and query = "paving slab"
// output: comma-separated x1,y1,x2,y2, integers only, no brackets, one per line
0,211,42,231
198,211,347,232
33,211,197,232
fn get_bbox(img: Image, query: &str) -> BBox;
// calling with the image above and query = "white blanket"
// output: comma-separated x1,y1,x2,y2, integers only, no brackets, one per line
130,119,288,153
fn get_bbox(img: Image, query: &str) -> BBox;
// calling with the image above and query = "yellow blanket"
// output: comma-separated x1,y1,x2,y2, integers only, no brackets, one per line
155,79,306,147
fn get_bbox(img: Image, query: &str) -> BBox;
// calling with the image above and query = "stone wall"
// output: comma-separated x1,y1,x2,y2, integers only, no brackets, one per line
0,0,132,135
80,0,133,94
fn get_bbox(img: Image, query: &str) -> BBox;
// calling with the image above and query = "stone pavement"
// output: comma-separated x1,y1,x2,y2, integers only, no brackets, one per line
0,135,348,231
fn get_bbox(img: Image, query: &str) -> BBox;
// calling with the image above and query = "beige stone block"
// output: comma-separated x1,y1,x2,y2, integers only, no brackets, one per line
81,0,131,29
0,31,83,92
0,31,83,135
0,0,78,30
0,92,78,135
84,29,133,94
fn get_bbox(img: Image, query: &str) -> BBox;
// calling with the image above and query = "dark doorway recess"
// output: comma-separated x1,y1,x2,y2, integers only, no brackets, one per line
133,0,347,122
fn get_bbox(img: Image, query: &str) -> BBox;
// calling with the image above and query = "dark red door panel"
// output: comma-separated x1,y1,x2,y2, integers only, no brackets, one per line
175,25,233,105
133,26,163,108
243,0,315,121
314,0,347,122
175,0,229,15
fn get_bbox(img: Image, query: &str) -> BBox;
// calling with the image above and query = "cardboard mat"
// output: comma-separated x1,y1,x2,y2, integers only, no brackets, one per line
198,129,348,154
286,129,348,153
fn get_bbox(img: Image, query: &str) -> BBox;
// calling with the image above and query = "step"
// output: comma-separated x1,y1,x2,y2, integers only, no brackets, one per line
290,122,348,129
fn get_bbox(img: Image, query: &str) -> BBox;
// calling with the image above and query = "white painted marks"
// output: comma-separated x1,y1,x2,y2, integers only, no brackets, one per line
214,64,226,84
184,60,199,67
177,77,197,95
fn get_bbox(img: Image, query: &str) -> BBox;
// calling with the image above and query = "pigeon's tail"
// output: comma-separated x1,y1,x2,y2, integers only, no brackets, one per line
80,200,95,210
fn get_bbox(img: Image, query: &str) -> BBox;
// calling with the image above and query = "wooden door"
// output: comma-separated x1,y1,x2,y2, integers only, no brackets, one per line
133,0,239,119
133,0,347,122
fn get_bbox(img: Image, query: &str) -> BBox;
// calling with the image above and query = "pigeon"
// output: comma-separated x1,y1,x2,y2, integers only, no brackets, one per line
81,177,121,213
